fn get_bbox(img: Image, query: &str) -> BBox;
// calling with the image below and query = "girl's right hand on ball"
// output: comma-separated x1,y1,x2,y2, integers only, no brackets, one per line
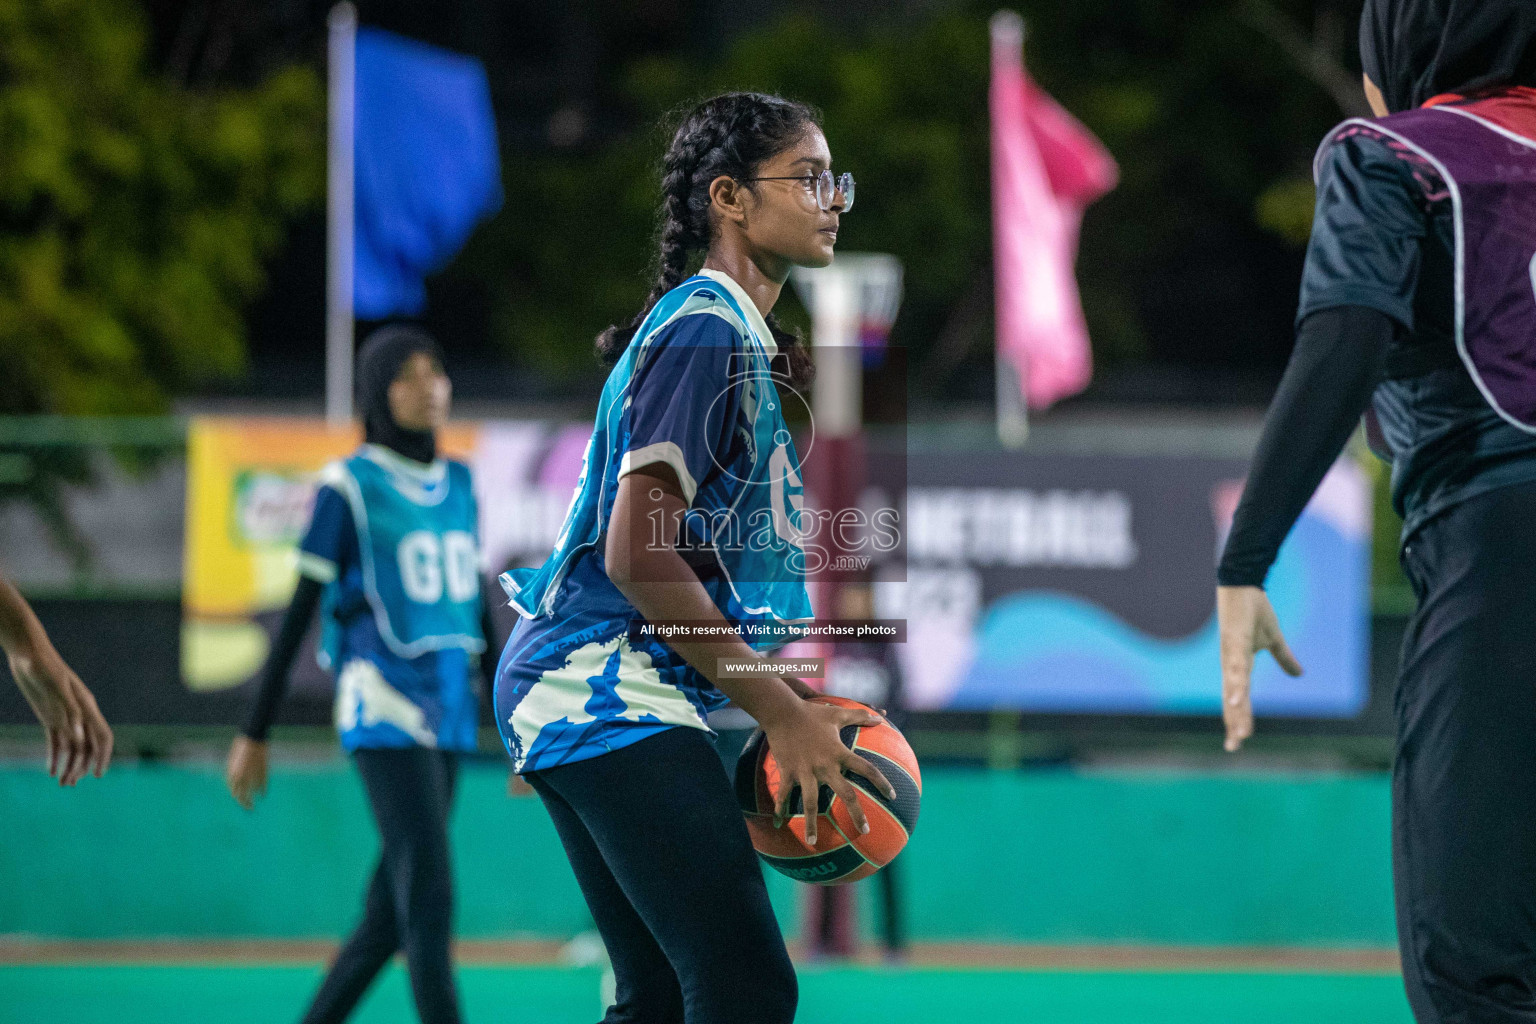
762,699,897,846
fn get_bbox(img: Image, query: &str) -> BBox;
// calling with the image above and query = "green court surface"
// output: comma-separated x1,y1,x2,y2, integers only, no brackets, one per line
1,964,1413,1024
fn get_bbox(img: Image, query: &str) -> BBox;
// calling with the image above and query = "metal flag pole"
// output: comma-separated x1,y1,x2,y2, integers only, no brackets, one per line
992,10,1030,449
996,346,1029,448
325,2,357,426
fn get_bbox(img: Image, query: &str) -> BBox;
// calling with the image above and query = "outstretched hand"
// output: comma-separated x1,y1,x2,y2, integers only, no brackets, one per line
1217,585,1303,752
9,645,113,786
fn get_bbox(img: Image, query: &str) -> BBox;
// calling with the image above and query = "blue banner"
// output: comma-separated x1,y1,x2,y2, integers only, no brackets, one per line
353,28,502,319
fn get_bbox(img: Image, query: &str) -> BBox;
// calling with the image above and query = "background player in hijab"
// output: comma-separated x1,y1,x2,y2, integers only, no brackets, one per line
225,326,497,1024
1215,3,1536,1020
1,563,111,785
494,92,896,1024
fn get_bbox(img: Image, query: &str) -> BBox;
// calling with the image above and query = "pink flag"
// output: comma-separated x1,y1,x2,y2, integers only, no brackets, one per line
991,12,1117,409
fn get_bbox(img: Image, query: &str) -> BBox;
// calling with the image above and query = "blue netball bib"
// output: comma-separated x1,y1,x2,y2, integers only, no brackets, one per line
500,271,813,647
320,445,486,665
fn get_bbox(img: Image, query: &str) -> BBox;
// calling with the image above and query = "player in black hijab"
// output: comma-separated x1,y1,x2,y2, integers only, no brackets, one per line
227,324,498,1024
355,324,445,465
1218,3,1536,1021
1360,0,1536,113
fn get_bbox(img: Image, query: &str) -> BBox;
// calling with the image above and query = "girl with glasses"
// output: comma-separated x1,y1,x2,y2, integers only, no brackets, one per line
492,92,892,1024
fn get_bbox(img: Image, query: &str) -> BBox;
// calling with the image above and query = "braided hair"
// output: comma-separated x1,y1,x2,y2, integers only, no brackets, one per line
596,92,819,388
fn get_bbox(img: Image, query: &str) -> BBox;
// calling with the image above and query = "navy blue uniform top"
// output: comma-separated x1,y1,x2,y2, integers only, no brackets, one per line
1300,129,1536,540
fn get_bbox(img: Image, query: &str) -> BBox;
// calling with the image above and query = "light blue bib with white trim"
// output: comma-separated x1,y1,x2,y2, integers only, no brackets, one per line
320,445,485,667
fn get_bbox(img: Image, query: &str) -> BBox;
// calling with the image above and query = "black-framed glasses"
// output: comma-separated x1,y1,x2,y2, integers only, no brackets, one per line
740,169,855,212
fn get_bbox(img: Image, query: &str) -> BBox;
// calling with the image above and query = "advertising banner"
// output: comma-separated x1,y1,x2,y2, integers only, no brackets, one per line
180,418,1369,722
887,451,1370,716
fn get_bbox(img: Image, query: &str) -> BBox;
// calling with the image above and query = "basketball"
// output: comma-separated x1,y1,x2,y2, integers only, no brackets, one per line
734,696,922,885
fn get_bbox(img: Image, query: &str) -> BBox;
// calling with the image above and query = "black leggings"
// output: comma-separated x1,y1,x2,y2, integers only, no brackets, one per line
527,727,796,1024
301,747,461,1024
1395,480,1536,1023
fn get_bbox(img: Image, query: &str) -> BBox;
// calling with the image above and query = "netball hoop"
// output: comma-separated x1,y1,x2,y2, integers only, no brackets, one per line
788,253,905,586
790,253,904,439
788,253,903,958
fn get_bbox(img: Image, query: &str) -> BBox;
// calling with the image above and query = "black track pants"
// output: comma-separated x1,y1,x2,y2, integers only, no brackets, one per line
527,727,797,1024
1394,480,1536,1023
301,747,461,1024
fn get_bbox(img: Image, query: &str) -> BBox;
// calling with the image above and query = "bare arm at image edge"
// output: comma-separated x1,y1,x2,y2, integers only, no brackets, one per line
0,568,113,785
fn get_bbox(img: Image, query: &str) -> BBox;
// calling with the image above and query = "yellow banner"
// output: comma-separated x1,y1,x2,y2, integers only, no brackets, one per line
180,417,479,692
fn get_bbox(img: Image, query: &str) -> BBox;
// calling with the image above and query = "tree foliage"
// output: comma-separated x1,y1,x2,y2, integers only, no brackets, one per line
0,0,323,415
456,1,1359,403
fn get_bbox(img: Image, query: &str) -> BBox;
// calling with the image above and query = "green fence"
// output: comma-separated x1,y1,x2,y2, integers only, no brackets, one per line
0,761,1395,946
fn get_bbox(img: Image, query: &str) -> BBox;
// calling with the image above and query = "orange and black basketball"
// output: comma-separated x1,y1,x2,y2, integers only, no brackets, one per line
734,695,922,885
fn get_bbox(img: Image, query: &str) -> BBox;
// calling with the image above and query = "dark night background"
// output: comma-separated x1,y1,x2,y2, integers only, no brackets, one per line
123,0,1366,413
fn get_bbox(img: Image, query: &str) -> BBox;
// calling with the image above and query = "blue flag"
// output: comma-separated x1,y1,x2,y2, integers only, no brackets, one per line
353,28,502,319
